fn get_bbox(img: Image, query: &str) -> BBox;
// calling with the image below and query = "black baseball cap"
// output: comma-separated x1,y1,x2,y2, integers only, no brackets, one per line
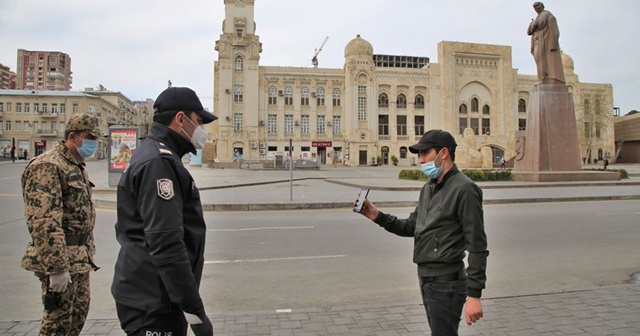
409,129,457,154
153,87,217,124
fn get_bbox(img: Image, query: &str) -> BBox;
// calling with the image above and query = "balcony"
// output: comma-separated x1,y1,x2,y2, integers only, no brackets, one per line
39,112,58,118
47,72,65,79
37,129,58,137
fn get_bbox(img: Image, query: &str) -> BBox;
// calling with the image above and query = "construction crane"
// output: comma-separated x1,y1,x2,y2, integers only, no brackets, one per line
311,36,329,68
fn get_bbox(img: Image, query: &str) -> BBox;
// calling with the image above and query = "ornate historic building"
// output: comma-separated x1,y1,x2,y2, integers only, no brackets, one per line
207,0,614,167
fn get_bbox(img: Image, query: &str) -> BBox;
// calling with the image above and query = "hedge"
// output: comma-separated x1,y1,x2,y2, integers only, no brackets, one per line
399,169,512,182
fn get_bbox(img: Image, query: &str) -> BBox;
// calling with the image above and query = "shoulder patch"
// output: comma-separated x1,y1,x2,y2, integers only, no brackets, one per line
159,148,173,155
157,178,174,200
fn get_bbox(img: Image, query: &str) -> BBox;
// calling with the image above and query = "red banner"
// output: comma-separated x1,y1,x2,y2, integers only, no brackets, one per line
312,141,332,147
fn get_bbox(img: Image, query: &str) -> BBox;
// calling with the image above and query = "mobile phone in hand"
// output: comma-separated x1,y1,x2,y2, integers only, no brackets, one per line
353,188,370,213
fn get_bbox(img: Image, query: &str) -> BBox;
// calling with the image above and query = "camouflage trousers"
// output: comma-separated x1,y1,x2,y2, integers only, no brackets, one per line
37,272,91,336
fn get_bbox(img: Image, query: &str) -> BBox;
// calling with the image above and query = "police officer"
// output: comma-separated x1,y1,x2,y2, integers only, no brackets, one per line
112,87,217,336
21,113,102,335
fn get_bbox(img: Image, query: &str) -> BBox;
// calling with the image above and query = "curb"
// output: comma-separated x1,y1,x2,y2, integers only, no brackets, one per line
94,195,640,212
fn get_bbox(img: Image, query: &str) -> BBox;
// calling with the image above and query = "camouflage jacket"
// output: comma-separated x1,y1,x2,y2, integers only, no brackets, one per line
21,142,98,275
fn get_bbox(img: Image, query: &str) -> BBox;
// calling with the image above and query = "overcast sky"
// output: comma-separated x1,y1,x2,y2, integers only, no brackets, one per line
0,0,637,115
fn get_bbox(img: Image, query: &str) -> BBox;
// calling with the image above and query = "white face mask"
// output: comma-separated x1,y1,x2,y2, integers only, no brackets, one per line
182,115,208,149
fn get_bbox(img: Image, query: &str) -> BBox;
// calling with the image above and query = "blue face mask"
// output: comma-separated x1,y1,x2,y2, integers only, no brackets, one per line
421,150,444,179
75,137,98,158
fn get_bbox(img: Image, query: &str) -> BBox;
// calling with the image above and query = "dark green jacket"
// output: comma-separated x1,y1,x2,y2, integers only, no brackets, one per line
374,166,489,298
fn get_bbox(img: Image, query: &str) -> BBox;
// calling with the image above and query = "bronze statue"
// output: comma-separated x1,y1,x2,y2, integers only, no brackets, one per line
527,2,565,84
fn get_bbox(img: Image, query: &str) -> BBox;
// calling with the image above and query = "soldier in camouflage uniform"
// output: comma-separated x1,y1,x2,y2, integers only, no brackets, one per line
21,113,103,336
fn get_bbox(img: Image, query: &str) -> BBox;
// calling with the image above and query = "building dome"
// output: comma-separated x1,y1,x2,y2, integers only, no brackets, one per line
344,34,373,58
562,51,574,71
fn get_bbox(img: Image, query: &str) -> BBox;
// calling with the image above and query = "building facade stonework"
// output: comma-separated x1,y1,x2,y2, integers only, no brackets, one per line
0,88,136,160
207,0,614,167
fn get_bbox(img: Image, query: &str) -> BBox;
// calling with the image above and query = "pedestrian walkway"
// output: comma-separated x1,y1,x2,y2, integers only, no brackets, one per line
2,284,639,335
90,162,640,211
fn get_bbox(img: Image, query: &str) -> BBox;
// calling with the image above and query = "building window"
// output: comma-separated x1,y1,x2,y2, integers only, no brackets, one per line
316,87,325,106
301,115,309,134
332,116,341,135
519,118,527,131
5,121,11,131
60,103,65,114
16,103,22,113
42,103,48,113
5,102,11,112
415,94,424,109
482,105,490,115
584,122,591,138
15,121,21,132
357,97,367,121
34,103,40,113
284,86,293,105
470,118,479,135
471,98,479,112
233,113,243,133
284,114,293,134
399,146,408,160
459,117,467,134
397,115,407,136
378,93,388,107
358,85,366,95
268,86,277,105
482,118,490,135
397,94,407,108
333,88,341,107
0,103,3,112
51,103,58,114
236,28,243,38
234,85,243,103
317,115,325,135
414,115,424,135
24,103,30,113
268,114,277,134
235,55,243,72
518,99,527,112
595,122,601,138
459,103,467,114
378,115,389,136
301,87,309,106
73,103,78,113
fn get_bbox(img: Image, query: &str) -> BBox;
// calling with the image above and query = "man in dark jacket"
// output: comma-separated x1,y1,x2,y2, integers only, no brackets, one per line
112,87,217,336
357,129,489,336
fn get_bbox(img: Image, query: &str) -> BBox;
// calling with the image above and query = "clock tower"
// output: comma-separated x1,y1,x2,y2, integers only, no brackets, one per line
211,0,262,162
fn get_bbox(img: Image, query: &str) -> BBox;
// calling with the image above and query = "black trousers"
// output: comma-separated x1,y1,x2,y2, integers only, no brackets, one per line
419,269,468,336
116,302,188,336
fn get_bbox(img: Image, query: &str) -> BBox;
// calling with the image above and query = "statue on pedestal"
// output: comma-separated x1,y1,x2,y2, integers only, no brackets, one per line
527,2,565,84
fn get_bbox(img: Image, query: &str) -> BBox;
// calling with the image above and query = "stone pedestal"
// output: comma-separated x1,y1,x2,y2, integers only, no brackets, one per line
512,84,620,182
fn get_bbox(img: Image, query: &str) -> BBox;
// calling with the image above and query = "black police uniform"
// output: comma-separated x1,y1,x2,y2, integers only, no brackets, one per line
112,122,208,336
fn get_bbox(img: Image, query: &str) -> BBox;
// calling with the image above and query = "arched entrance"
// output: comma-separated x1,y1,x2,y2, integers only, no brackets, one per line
381,146,389,165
